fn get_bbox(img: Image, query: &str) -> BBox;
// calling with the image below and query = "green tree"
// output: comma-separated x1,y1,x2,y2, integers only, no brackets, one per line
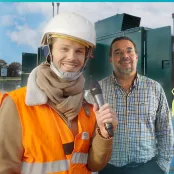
0,59,7,68
7,62,22,77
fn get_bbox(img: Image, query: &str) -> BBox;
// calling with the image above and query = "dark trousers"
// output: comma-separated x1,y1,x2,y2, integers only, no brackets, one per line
99,158,165,174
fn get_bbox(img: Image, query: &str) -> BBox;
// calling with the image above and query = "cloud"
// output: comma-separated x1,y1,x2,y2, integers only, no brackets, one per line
114,3,174,30
3,2,54,49
0,15,16,27
14,2,52,19
6,24,41,50
4,2,174,49
13,2,174,30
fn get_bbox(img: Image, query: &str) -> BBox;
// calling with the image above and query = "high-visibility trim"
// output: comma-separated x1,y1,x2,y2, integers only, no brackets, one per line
21,160,69,174
72,152,88,164
48,34,90,48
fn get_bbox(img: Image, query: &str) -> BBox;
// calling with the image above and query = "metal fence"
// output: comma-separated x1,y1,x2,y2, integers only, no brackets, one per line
0,77,21,92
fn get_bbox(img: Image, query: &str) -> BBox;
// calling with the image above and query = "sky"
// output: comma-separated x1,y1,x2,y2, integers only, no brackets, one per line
0,2,174,64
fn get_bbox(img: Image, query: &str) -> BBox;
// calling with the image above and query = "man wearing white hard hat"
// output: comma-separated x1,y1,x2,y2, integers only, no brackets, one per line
0,12,118,174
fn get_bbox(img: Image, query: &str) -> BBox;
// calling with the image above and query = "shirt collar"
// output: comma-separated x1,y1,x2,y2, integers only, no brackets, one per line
112,72,139,88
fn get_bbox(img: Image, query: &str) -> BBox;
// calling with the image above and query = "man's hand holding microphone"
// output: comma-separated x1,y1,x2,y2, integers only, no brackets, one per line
90,81,118,139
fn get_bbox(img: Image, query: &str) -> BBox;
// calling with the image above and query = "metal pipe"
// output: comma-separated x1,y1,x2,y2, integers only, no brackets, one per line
57,3,60,15
52,2,54,17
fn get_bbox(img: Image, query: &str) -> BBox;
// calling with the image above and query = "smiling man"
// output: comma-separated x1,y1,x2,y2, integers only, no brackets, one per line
86,36,174,174
0,12,118,174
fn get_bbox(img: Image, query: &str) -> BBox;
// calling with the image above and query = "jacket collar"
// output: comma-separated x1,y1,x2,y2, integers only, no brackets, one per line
25,66,48,106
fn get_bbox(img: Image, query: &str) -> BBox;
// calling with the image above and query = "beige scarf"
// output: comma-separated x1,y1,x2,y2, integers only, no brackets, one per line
36,62,85,121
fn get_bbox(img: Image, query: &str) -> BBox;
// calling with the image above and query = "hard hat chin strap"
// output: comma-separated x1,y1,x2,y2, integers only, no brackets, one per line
50,62,82,81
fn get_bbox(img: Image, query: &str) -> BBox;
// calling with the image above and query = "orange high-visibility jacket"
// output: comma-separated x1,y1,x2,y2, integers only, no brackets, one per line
0,92,2,101
7,87,96,174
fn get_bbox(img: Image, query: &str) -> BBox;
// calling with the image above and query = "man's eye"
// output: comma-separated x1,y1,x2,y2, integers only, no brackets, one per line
76,50,83,54
115,51,121,55
127,50,132,53
61,47,68,51
127,49,134,54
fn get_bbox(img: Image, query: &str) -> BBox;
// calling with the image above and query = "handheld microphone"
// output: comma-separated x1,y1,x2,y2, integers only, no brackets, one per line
90,80,114,137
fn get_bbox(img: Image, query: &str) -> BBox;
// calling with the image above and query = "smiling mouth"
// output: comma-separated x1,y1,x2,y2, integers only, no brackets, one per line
62,62,79,69
63,64,76,67
120,61,131,65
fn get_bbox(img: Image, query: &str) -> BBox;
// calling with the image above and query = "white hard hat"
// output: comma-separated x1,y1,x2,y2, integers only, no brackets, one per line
41,12,96,48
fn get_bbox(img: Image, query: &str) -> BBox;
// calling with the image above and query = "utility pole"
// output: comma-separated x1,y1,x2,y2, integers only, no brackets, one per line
57,3,60,15
52,2,54,17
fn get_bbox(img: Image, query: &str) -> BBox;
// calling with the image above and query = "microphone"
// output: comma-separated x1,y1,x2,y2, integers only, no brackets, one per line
90,80,114,137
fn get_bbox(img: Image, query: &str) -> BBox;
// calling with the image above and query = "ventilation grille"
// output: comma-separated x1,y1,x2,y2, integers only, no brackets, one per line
122,13,141,31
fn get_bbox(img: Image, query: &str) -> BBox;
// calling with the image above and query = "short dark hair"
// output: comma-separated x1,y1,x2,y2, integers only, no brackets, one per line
109,36,137,56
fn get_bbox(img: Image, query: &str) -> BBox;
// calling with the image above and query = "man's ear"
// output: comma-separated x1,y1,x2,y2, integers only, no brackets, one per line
136,53,138,60
43,45,49,58
109,57,112,64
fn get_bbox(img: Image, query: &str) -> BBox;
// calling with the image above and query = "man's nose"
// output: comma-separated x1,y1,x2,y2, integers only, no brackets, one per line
67,50,76,60
122,50,129,57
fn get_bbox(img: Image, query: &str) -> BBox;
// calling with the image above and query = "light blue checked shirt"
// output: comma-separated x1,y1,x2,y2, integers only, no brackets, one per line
85,73,174,173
